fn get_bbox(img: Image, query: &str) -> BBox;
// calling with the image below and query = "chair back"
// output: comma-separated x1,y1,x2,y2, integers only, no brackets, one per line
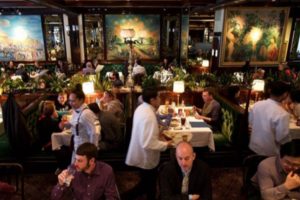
0,163,24,200
242,154,266,199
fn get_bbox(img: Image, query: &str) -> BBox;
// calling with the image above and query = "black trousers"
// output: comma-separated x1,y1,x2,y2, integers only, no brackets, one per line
53,145,72,169
122,167,158,200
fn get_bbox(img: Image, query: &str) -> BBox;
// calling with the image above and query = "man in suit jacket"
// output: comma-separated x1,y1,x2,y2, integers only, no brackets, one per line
98,109,122,151
159,142,212,200
87,103,122,151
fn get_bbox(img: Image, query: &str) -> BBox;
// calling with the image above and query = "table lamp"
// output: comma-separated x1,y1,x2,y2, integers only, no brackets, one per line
173,81,185,106
202,60,209,67
82,81,95,103
201,60,209,73
252,79,265,102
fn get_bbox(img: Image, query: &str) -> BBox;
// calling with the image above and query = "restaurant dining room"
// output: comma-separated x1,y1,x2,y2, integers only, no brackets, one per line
1,0,300,199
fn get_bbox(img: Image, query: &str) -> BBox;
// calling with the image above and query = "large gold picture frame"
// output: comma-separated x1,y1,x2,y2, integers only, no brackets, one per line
220,7,289,67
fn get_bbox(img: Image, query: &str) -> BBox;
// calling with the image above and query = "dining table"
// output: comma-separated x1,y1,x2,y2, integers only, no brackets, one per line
289,118,300,139
51,129,72,151
162,116,215,151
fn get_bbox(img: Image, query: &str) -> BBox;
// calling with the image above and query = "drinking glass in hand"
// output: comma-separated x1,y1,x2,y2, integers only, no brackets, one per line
61,115,68,122
64,165,76,187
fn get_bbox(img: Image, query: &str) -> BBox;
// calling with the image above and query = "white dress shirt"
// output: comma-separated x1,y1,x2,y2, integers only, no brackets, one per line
249,98,290,156
71,104,100,155
132,65,146,77
125,102,168,169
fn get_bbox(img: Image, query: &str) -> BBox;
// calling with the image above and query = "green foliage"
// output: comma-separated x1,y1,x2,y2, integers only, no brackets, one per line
68,73,89,90
194,73,217,88
48,76,68,93
1,78,26,93
171,68,198,91
172,68,189,81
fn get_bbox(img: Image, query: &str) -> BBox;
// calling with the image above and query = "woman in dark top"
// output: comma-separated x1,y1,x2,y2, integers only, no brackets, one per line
55,91,71,111
37,101,62,151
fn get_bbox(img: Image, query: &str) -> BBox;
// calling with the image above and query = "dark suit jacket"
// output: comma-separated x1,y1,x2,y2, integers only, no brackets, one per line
159,159,212,200
37,116,61,148
98,110,122,151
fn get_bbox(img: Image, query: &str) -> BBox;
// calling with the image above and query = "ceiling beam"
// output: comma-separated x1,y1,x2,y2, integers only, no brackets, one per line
26,0,78,15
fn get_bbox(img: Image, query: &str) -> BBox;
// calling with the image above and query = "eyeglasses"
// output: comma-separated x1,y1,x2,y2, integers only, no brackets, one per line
282,157,300,169
68,99,76,103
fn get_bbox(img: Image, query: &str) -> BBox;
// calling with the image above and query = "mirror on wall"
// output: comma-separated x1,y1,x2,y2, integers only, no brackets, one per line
44,14,66,61
289,18,300,60
83,14,104,60
188,12,214,67
161,14,180,62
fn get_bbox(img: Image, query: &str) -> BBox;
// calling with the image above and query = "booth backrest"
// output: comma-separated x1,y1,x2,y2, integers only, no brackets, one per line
100,64,126,80
0,93,49,158
24,64,56,74
144,64,160,76
22,95,49,140
213,91,248,150
100,63,159,80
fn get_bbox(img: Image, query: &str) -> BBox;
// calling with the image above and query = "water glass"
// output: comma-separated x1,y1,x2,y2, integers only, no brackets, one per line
64,165,76,187
182,134,188,142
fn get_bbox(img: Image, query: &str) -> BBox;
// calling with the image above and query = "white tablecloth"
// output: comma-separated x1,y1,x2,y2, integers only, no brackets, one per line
289,119,300,139
163,116,215,151
51,130,72,150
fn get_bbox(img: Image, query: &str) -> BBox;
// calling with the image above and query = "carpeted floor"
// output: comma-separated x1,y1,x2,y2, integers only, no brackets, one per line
0,167,246,200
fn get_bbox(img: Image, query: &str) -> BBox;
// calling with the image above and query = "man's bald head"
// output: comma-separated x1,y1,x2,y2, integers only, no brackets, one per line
176,142,196,173
176,142,194,155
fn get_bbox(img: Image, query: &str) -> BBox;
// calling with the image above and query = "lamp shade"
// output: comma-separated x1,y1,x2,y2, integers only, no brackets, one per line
252,79,265,92
82,82,95,94
11,75,22,80
173,81,185,93
120,29,135,38
202,60,209,67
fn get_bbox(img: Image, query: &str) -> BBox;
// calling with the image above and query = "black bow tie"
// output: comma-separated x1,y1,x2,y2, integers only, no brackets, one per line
75,110,80,113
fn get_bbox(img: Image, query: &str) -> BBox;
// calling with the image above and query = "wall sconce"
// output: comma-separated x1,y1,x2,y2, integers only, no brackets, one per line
65,25,70,35
16,9,22,15
173,81,185,106
65,25,79,36
211,49,218,57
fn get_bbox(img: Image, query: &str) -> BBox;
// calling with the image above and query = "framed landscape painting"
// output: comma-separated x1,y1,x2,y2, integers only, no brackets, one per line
0,15,45,61
221,7,289,67
105,14,160,60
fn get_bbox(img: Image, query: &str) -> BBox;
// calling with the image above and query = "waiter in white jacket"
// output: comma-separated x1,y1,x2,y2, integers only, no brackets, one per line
125,87,173,199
